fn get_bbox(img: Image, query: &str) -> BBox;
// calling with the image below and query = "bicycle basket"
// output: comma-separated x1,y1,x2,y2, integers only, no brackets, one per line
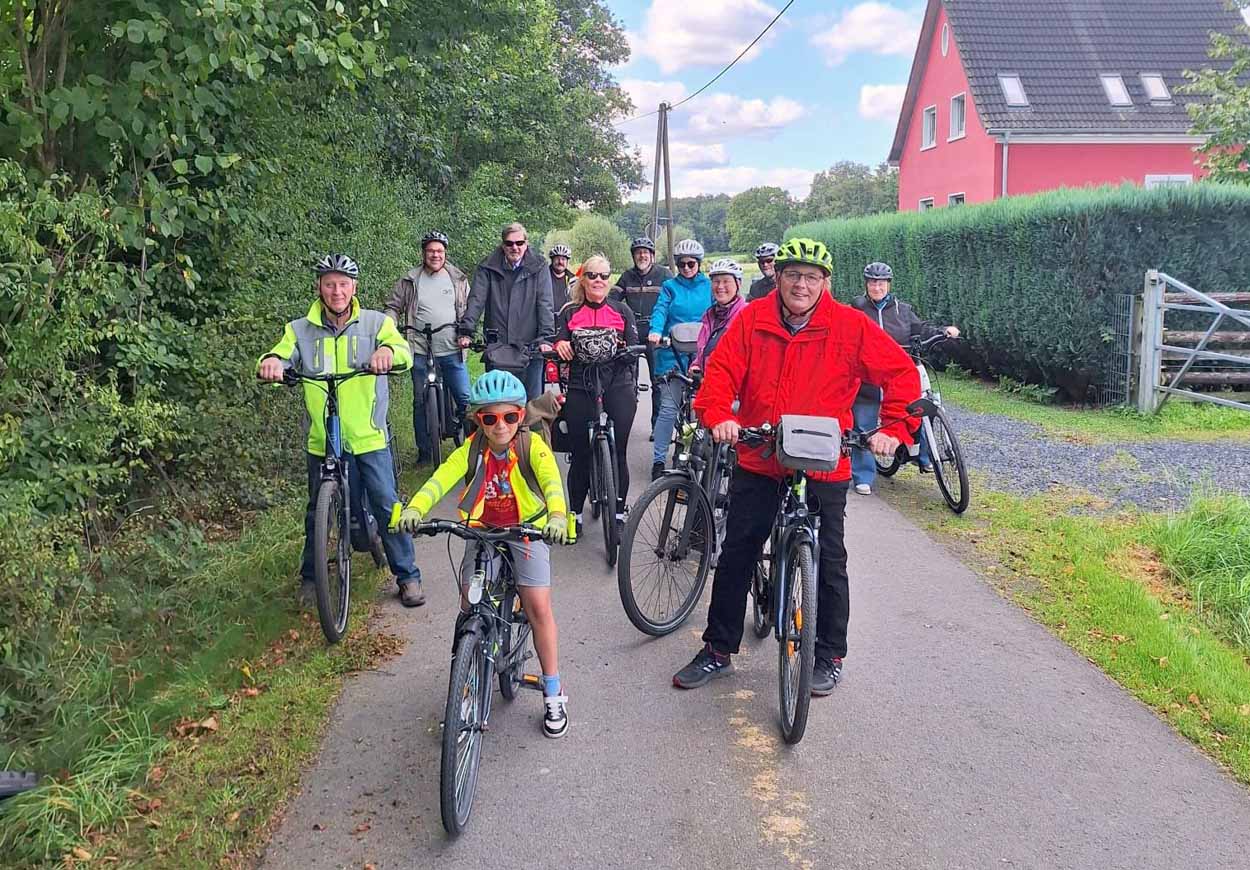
669,321,701,355
776,415,841,472
571,327,619,364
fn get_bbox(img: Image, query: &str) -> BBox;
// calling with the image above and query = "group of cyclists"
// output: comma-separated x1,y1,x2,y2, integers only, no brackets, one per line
257,222,960,740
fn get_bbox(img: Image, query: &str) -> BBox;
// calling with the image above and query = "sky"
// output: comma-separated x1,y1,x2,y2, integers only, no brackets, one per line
606,0,925,202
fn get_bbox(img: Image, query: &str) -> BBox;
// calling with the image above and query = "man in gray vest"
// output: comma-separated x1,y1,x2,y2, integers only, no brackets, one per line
384,230,471,464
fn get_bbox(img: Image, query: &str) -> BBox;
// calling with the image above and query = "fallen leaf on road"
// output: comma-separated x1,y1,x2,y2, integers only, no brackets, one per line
288,629,301,642
148,766,165,785
365,864,377,870
353,822,371,835
71,847,93,860
241,687,261,698
199,715,219,733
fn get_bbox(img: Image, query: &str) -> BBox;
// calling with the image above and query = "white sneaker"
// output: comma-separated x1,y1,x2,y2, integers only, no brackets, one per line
854,483,872,496
543,694,569,739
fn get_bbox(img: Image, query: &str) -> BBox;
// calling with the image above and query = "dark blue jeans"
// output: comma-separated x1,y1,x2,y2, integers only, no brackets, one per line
412,353,470,457
301,449,420,588
851,394,930,488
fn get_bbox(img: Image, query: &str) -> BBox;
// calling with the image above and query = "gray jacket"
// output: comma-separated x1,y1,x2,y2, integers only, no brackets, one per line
383,261,470,353
850,293,943,401
458,246,554,371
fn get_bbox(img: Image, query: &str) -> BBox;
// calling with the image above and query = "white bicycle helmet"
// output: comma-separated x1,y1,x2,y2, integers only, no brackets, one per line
708,258,743,283
549,244,572,259
314,253,359,278
673,238,704,261
754,242,779,261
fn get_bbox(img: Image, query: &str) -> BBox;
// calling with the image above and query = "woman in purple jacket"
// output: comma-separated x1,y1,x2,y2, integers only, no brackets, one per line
690,258,748,373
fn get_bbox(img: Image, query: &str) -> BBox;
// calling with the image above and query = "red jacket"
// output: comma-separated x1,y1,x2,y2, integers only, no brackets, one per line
694,291,921,482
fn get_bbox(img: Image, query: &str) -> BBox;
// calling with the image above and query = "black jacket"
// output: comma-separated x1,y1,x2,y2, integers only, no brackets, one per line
459,246,555,371
550,267,571,315
612,264,672,323
747,273,775,300
850,294,942,401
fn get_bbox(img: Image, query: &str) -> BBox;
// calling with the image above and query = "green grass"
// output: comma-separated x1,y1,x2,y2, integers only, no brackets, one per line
879,473,1250,784
936,369,1250,443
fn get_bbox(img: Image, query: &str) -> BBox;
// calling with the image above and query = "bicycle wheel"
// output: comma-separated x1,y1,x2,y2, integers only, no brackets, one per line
441,626,489,837
425,385,443,466
312,479,351,643
751,538,773,639
700,442,731,550
389,427,403,488
617,474,714,636
498,587,534,701
778,540,816,745
875,448,902,478
445,387,465,447
596,436,618,567
926,407,970,514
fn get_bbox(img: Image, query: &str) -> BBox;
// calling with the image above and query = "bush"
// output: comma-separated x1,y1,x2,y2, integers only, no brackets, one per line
556,212,632,272
787,184,1250,400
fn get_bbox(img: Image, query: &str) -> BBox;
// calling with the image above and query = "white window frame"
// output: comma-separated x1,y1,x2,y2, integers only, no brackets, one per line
1140,73,1171,102
999,74,1028,107
919,197,935,211
1100,74,1132,107
948,192,966,206
949,92,967,141
941,22,950,57
921,105,938,150
1144,174,1193,189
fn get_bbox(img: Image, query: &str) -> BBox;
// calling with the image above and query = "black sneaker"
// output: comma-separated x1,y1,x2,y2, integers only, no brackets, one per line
811,657,843,696
651,461,665,481
543,694,569,739
673,644,734,689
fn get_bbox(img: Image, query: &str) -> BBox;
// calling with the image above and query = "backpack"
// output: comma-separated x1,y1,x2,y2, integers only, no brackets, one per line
462,427,545,507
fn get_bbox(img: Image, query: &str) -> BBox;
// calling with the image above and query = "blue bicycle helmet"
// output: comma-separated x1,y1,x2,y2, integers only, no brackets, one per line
469,370,527,408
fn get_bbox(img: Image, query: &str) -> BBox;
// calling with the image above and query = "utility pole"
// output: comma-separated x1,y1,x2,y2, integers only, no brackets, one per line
648,102,675,269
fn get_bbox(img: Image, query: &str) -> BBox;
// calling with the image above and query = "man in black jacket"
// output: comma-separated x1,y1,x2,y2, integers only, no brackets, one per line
548,243,573,316
457,222,555,399
612,236,672,429
747,242,779,300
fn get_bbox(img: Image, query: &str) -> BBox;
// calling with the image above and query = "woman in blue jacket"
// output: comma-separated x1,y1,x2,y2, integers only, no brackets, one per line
646,238,712,480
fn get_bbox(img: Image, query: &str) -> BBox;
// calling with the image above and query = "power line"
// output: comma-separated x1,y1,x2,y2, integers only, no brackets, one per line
612,0,796,127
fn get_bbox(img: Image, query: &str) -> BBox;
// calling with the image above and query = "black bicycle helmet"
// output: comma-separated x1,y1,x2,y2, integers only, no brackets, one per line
864,262,893,281
314,253,359,279
630,236,656,253
421,230,449,249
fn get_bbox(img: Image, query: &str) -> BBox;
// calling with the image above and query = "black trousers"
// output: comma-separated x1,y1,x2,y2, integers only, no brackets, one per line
563,385,638,514
703,468,851,661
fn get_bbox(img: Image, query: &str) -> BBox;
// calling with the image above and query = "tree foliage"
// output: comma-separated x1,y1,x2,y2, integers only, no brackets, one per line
726,185,793,252
802,161,898,222
1185,2,1250,183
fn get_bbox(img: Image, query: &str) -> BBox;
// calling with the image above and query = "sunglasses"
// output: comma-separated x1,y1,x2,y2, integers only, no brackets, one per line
503,239,527,248
583,270,611,281
678,259,699,269
476,410,523,426
758,257,775,265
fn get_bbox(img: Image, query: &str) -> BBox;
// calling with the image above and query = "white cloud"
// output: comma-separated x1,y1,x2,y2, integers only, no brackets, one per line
685,93,807,140
632,166,816,200
811,2,921,67
618,78,689,118
632,0,782,75
669,142,730,169
1243,6,1250,25
858,84,907,122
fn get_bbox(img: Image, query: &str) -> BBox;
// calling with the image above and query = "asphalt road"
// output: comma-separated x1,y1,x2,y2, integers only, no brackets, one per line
261,397,1250,870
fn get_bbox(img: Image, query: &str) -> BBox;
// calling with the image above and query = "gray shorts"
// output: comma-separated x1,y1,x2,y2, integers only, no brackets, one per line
459,539,552,588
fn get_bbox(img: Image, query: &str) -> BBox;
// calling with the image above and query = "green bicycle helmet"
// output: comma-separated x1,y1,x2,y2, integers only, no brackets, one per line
774,238,833,276
469,370,527,409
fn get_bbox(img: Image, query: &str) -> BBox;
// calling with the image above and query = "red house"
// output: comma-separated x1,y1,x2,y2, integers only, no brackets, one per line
888,0,1248,211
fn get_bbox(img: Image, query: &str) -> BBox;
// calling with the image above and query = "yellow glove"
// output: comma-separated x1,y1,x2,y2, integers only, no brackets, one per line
394,506,424,534
544,512,569,545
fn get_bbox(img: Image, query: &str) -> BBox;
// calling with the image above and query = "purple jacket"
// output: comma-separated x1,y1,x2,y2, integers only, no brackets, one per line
694,295,748,369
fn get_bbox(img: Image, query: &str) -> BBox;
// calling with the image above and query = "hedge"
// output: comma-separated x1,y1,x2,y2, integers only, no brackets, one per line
787,183,1250,401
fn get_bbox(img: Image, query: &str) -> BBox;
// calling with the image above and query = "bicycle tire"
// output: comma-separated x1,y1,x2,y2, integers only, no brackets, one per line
369,528,386,568
617,474,714,636
445,387,465,446
751,547,772,639
875,448,902,478
927,407,970,514
389,428,403,488
441,627,488,837
312,479,351,643
498,588,533,700
596,436,618,567
425,385,443,467
778,540,816,745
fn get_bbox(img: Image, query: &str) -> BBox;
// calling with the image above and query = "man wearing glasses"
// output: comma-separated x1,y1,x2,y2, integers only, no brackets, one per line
748,242,779,300
672,238,921,697
457,222,555,399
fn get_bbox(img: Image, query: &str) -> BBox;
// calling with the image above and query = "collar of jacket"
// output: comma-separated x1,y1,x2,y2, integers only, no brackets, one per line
712,295,747,320
872,293,894,311
483,245,544,278
307,295,361,328
758,288,833,339
669,271,711,291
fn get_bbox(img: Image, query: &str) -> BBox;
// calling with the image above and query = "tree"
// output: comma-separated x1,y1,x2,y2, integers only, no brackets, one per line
726,186,793,252
802,161,898,222
1185,3,1250,183
565,212,632,270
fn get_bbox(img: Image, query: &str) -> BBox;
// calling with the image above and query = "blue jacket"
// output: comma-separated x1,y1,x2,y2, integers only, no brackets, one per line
649,272,712,377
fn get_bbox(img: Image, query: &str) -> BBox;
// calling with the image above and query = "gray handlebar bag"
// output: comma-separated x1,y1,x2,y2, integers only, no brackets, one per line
669,321,701,356
776,415,841,472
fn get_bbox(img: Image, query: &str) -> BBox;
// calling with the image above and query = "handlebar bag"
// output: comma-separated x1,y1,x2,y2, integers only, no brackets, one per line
776,415,841,472
571,327,619,364
669,321,701,356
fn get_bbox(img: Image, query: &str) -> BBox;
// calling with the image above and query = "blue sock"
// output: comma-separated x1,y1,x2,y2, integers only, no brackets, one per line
542,673,561,697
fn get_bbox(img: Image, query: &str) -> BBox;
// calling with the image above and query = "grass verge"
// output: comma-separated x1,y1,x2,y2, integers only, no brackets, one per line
936,369,1250,443
878,471,1250,785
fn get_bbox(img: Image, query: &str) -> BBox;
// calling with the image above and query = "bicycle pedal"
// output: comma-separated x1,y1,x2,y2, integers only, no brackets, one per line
521,673,541,685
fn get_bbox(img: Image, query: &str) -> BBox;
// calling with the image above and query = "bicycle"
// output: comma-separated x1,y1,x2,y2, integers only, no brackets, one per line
280,367,405,643
403,519,554,838
873,334,970,513
398,322,466,467
617,367,735,636
554,344,647,568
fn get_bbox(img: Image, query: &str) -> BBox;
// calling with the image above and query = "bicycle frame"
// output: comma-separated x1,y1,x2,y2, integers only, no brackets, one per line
767,474,821,643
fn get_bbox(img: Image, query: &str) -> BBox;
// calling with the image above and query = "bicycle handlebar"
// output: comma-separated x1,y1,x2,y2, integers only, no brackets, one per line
408,519,547,543
398,322,457,337
280,365,409,386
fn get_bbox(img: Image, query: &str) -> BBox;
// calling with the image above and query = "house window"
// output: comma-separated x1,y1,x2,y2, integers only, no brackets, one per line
1144,174,1193,189
948,193,966,206
949,93,966,140
1140,73,1171,102
1100,74,1132,107
919,198,935,211
941,23,950,57
921,105,937,149
998,74,1028,107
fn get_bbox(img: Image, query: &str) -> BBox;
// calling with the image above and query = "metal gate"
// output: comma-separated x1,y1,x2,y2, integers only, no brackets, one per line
1135,270,1250,413
1101,293,1135,407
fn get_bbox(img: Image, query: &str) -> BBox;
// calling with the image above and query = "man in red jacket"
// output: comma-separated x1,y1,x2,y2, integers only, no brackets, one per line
673,238,921,695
